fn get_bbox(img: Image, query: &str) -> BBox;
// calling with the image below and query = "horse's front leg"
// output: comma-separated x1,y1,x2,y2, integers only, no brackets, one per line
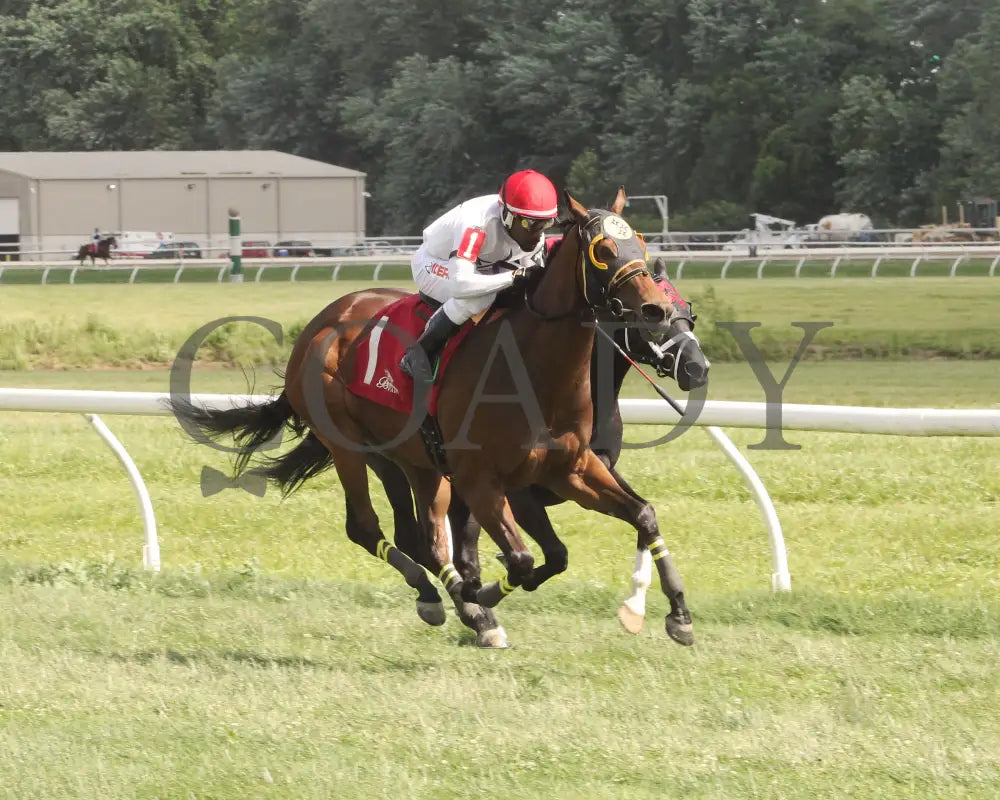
407,467,506,648
507,486,568,592
607,467,653,634
544,452,693,646
446,491,482,595
453,474,535,610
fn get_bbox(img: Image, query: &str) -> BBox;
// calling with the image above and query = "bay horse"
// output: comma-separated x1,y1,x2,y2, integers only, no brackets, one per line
445,256,709,633
171,189,698,647
75,235,116,266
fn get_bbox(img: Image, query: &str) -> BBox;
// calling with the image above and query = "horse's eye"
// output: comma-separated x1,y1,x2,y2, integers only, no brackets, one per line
597,239,619,262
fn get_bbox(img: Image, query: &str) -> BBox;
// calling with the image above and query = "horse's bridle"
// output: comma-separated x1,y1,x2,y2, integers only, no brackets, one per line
577,212,651,316
524,210,691,330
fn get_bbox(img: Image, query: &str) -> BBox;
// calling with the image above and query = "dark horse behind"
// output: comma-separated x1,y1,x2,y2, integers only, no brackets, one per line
75,235,117,266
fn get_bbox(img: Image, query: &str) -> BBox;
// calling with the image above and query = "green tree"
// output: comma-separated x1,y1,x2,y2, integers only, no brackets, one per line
0,0,219,150
830,75,905,220
340,55,488,233
933,5,1000,205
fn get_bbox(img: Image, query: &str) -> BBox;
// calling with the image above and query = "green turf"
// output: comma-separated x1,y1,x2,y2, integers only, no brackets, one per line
0,281,998,797
1,406,998,797
1,278,999,370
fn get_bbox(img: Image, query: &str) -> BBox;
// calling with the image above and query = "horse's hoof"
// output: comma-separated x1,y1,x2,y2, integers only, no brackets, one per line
665,614,694,646
476,626,509,649
416,600,446,626
617,604,645,635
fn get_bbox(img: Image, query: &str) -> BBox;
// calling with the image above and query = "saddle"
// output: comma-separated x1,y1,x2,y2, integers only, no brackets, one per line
346,293,474,475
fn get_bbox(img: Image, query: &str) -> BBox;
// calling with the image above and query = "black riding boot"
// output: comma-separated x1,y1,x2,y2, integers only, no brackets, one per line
399,307,461,393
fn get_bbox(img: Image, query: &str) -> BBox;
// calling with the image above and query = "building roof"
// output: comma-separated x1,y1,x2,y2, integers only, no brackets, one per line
0,150,366,180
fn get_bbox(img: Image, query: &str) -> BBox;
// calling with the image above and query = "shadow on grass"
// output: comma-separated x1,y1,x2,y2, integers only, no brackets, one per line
100,646,442,675
3,558,997,641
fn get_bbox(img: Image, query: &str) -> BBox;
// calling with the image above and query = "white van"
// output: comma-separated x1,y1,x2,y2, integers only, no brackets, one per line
116,231,175,258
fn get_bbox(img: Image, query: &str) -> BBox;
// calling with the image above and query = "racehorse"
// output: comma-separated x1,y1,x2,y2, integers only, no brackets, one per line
75,235,117,266
445,256,708,632
171,189,700,647
347,254,707,641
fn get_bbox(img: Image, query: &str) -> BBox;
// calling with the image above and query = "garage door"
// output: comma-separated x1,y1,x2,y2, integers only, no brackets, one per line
0,198,18,234
0,198,20,260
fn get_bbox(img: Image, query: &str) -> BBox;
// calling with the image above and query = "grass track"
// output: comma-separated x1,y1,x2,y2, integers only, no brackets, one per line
2,278,1000,369
0,282,998,797
2,391,999,797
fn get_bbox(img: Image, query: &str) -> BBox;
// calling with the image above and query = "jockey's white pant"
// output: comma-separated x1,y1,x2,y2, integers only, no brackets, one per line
412,255,497,326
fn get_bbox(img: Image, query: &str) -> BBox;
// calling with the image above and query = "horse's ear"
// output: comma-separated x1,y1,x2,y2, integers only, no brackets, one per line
652,257,668,280
564,190,588,222
611,186,626,215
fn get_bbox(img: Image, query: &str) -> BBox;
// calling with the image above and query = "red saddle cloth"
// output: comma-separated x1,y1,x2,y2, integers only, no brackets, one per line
346,294,472,415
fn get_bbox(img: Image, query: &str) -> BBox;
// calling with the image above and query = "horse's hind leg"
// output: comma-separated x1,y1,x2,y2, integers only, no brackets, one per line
366,453,422,561
445,492,480,591
406,468,506,648
329,444,446,626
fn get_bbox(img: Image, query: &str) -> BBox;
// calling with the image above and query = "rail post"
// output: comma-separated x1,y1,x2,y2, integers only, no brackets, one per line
228,208,243,283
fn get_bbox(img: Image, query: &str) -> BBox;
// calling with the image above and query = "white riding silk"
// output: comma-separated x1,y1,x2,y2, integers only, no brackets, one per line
411,194,544,325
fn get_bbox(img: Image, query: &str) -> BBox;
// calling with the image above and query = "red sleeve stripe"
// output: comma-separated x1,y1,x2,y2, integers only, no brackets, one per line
457,227,486,261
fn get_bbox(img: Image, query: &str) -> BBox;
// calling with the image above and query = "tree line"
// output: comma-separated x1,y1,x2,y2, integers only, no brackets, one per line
1,0,997,234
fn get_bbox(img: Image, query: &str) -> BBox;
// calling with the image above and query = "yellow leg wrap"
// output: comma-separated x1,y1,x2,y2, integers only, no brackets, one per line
376,539,394,563
499,574,516,596
438,563,462,592
649,537,670,561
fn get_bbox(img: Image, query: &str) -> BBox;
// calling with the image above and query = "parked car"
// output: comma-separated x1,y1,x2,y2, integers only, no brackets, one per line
274,240,314,257
324,245,371,257
145,241,202,259
241,240,271,258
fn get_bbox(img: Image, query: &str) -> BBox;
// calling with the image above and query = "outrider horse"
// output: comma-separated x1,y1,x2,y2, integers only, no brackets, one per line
171,189,700,647
75,235,116,266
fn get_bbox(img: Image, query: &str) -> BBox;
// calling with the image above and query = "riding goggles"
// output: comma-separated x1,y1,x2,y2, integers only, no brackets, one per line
517,215,556,233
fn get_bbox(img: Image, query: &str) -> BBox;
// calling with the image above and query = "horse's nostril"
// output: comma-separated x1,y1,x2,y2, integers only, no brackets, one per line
641,303,666,324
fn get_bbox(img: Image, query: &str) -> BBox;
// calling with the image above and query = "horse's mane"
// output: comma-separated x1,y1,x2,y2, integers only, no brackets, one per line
490,220,574,310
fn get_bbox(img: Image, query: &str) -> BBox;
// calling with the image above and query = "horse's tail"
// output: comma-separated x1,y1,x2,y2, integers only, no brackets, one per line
168,391,303,476
254,431,334,497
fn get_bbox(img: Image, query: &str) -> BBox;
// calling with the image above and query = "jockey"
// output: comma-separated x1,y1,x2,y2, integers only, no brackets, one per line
91,227,101,254
399,169,559,390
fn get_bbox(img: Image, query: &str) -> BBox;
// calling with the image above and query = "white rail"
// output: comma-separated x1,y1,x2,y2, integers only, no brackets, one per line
3,389,998,435
2,389,997,589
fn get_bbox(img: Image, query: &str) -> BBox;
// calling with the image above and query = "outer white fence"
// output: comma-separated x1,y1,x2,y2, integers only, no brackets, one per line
1,388,998,590
4,241,1000,285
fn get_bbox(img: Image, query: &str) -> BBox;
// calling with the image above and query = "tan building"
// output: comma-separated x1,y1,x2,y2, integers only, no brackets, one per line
0,150,367,260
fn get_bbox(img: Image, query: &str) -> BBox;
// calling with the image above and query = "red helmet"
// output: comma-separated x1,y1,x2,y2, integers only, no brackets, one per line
499,170,558,225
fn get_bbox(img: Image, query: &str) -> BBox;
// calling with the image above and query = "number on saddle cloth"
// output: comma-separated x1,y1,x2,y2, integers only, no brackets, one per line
346,294,471,417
